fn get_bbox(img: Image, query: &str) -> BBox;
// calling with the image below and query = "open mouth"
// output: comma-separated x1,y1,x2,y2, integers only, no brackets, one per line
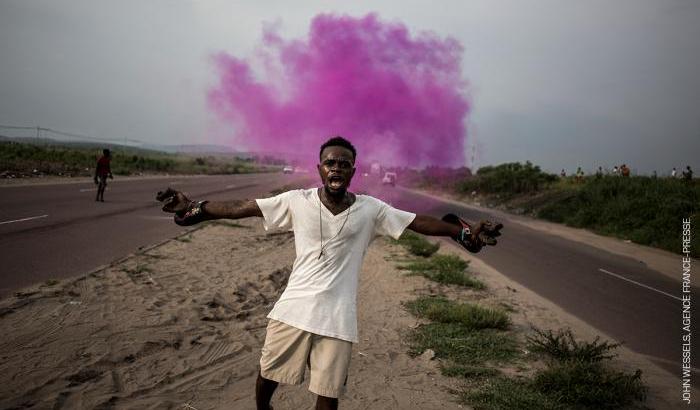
328,175,345,189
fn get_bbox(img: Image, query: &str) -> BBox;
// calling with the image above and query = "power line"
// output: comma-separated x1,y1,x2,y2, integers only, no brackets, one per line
0,124,141,144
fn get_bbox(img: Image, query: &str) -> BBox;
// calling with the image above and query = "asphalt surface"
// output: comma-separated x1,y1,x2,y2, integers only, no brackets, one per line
1,175,696,381
0,173,306,297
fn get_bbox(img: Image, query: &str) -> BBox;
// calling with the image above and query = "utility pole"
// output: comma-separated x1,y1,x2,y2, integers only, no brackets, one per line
470,143,476,174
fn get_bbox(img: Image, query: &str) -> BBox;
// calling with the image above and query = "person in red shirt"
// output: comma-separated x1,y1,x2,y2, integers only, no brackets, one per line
94,149,113,201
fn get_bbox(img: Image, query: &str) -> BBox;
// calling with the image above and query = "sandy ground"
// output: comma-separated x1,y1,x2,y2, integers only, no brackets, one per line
0,211,693,409
0,219,462,410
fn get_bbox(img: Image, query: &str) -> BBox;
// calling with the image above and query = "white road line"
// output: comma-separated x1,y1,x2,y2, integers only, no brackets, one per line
80,187,110,192
0,214,49,225
598,268,681,301
226,184,236,189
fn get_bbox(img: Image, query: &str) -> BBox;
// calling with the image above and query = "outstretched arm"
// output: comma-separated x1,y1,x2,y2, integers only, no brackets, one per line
156,188,262,226
202,199,263,219
407,213,503,253
407,214,462,237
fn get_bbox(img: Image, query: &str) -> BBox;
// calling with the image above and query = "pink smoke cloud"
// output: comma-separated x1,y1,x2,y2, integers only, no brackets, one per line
207,13,470,167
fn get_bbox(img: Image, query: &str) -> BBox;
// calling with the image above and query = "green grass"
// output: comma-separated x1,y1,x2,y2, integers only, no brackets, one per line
534,176,699,257
464,377,563,410
403,296,647,409
0,140,274,177
392,230,440,257
400,254,485,289
453,162,698,257
532,360,646,409
459,328,647,410
526,327,621,363
405,296,509,330
406,296,516,366
409,322,519,366
458,161,558,197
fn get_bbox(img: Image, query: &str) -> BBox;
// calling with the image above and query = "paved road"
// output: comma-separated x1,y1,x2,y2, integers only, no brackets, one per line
2,176,696,381
370,185,698,380
0,173,307,297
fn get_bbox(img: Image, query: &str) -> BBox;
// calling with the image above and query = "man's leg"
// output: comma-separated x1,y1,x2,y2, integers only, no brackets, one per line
98,180,106,201
255,372,278,410
315,395,338,410
308,335,351,409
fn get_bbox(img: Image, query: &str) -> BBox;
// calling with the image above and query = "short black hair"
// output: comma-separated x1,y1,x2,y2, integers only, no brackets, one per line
103,148,111,156
319,136,356,161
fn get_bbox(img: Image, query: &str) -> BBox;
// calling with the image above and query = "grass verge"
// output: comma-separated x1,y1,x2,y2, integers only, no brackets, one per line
406,296,517,368
405,296,509,330
392,230,440,257
403,299,647,409
400,254,484,289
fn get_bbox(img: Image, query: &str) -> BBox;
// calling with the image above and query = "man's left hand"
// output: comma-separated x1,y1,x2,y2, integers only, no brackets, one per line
442,213,503,253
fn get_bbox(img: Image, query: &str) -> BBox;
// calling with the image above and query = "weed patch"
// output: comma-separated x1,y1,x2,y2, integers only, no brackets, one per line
464,377,562,410
527,327,621,363
406,296,509,330
401,255,484,289
392,230,440,257
409,322,519,366
533,360,646,409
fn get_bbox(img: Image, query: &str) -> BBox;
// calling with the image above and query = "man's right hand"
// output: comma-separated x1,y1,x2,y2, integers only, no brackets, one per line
156,188,210,226
156,188,191,214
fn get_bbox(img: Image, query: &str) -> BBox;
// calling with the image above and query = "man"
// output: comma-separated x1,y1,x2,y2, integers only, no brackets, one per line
682,165,693,181
156,137,502,410
620,163,630,177
94,148,113,202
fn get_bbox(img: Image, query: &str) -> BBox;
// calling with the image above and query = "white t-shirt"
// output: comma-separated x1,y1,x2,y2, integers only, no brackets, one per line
255,188,416,342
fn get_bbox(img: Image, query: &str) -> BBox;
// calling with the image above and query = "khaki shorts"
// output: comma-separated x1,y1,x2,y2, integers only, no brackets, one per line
259,320,352,398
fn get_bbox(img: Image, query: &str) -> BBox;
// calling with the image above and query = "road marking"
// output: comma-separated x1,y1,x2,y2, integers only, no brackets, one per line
0,214,49,225
226,184,236,189
80,187,110,192
598,268,681,301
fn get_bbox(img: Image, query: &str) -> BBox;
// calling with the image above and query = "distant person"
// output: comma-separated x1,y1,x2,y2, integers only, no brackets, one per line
671,167,677,178
620,164,630,177
94,149,113,202
156,136,503,410
682,165,693,181
560,169,566,178
595,166,603,179
575,167,584,182
612,165,619,175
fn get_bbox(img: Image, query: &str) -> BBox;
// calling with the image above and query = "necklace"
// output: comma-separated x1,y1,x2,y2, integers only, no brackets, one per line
318,191,351,259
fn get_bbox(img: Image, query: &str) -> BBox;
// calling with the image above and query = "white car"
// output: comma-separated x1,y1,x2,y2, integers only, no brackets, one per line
382,172,397,186
282,166,294,174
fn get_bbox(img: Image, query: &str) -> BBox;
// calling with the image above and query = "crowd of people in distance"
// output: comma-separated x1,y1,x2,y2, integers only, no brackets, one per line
560,164,693,181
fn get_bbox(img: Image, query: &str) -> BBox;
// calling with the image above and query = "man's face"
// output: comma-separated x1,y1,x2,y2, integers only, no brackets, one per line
318,146,356,195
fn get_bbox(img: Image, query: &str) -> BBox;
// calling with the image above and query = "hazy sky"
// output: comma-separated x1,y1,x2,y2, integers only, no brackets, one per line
1,0,698,174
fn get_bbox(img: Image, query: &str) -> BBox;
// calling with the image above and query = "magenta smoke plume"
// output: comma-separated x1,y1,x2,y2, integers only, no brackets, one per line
208,13,470,167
